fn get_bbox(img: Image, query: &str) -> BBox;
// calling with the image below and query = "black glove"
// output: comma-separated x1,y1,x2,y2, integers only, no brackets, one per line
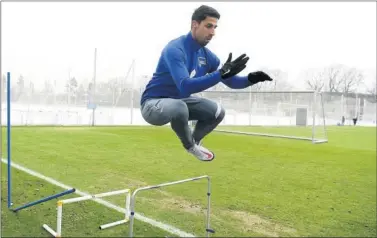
220,53,249,79
247,71,273,84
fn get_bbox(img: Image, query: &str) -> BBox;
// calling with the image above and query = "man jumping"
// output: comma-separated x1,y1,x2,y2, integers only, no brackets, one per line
140,5,273,162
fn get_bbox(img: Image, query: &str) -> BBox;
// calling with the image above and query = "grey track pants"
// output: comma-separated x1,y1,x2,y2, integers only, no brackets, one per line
140,96,225,149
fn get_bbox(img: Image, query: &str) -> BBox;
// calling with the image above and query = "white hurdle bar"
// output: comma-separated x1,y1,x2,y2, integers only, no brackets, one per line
43,189,131,237
128,175,214,237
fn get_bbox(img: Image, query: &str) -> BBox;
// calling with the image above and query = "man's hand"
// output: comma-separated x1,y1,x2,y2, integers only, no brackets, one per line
220,53,249,79
247,71,273,84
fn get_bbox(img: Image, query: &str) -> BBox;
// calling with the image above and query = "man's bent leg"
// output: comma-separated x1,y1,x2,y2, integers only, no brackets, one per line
182,97,225,143
141,98,195,149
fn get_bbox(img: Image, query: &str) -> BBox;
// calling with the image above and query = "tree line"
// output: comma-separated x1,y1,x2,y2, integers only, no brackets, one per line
2,63,375,106
1,74,149,108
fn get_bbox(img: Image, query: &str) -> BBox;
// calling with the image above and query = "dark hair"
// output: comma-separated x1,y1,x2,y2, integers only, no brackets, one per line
191,5,220,23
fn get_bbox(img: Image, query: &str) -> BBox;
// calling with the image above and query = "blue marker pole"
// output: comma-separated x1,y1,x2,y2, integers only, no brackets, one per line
12,188,76,212
7,72,11,208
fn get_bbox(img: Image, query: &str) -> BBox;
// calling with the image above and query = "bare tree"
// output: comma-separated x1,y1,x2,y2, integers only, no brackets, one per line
339,67,364,94
66,77,78,104
303,68,325,91
325,64,343,92
319,64,364,93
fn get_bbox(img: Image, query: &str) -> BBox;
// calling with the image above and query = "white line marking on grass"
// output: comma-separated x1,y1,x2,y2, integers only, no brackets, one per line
1,158,195,237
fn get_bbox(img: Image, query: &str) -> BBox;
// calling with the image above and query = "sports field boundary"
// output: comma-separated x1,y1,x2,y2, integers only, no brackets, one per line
1,158,195,237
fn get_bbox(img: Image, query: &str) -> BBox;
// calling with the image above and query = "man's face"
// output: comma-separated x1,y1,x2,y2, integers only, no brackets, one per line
192,16,218,46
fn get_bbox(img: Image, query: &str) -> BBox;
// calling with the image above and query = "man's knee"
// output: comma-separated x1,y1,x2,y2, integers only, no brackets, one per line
188,97,225,122
171,100,189,120
215,102,226,122
141,99,188,126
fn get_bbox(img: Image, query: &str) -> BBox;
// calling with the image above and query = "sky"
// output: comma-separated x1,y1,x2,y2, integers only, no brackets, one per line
1,1,376,92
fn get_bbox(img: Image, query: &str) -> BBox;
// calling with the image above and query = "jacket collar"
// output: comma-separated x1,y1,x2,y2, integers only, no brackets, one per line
184,31,203,52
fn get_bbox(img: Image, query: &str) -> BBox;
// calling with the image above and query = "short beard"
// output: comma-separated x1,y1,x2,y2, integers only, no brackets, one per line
199,39,209,47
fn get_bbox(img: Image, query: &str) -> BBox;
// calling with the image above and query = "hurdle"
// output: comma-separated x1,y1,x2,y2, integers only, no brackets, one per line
128,175,214,237
43,188,131,237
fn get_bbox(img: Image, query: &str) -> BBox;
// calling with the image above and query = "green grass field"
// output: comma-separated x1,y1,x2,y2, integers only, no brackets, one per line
1,125,376,237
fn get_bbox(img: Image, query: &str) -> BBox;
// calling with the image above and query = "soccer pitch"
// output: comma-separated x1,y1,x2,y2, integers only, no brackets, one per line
1,126,376,237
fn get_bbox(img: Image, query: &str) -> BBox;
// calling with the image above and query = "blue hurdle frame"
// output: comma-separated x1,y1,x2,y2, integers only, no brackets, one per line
5,72,75,211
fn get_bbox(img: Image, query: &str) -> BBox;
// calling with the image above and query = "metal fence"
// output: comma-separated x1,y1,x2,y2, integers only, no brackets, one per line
1,74,375,127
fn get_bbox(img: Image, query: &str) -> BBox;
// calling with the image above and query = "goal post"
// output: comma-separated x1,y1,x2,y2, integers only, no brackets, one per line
197,90,328,144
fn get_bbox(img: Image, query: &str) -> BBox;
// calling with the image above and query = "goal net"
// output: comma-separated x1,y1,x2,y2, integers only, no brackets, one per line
197,90,328,144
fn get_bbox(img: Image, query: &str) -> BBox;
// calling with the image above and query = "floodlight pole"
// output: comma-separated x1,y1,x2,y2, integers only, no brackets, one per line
91,48,97,126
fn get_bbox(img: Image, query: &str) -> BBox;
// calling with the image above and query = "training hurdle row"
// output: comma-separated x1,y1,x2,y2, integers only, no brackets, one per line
1,73,213,237
41,175,213,237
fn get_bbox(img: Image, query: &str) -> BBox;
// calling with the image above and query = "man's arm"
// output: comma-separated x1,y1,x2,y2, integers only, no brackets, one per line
220,75,252,89
208,51,272,89
163,47,222,95
209,53,251,89
221,72,274,89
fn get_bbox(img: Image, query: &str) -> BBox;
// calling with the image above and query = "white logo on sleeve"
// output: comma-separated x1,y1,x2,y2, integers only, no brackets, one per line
190,69,196,78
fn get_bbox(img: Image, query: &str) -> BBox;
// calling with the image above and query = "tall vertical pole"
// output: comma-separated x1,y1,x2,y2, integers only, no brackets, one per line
92,48,97,126
0,74,3,166
290,91,293,125
7,72,12,207
311,91,317,143
355,93,359,118
248,86,252,126
341,94,344,119
320,92,328,141
130,60,135,125
68,69,71,105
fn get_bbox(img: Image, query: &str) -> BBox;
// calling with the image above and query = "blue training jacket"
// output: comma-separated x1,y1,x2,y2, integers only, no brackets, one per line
140,31,252,105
